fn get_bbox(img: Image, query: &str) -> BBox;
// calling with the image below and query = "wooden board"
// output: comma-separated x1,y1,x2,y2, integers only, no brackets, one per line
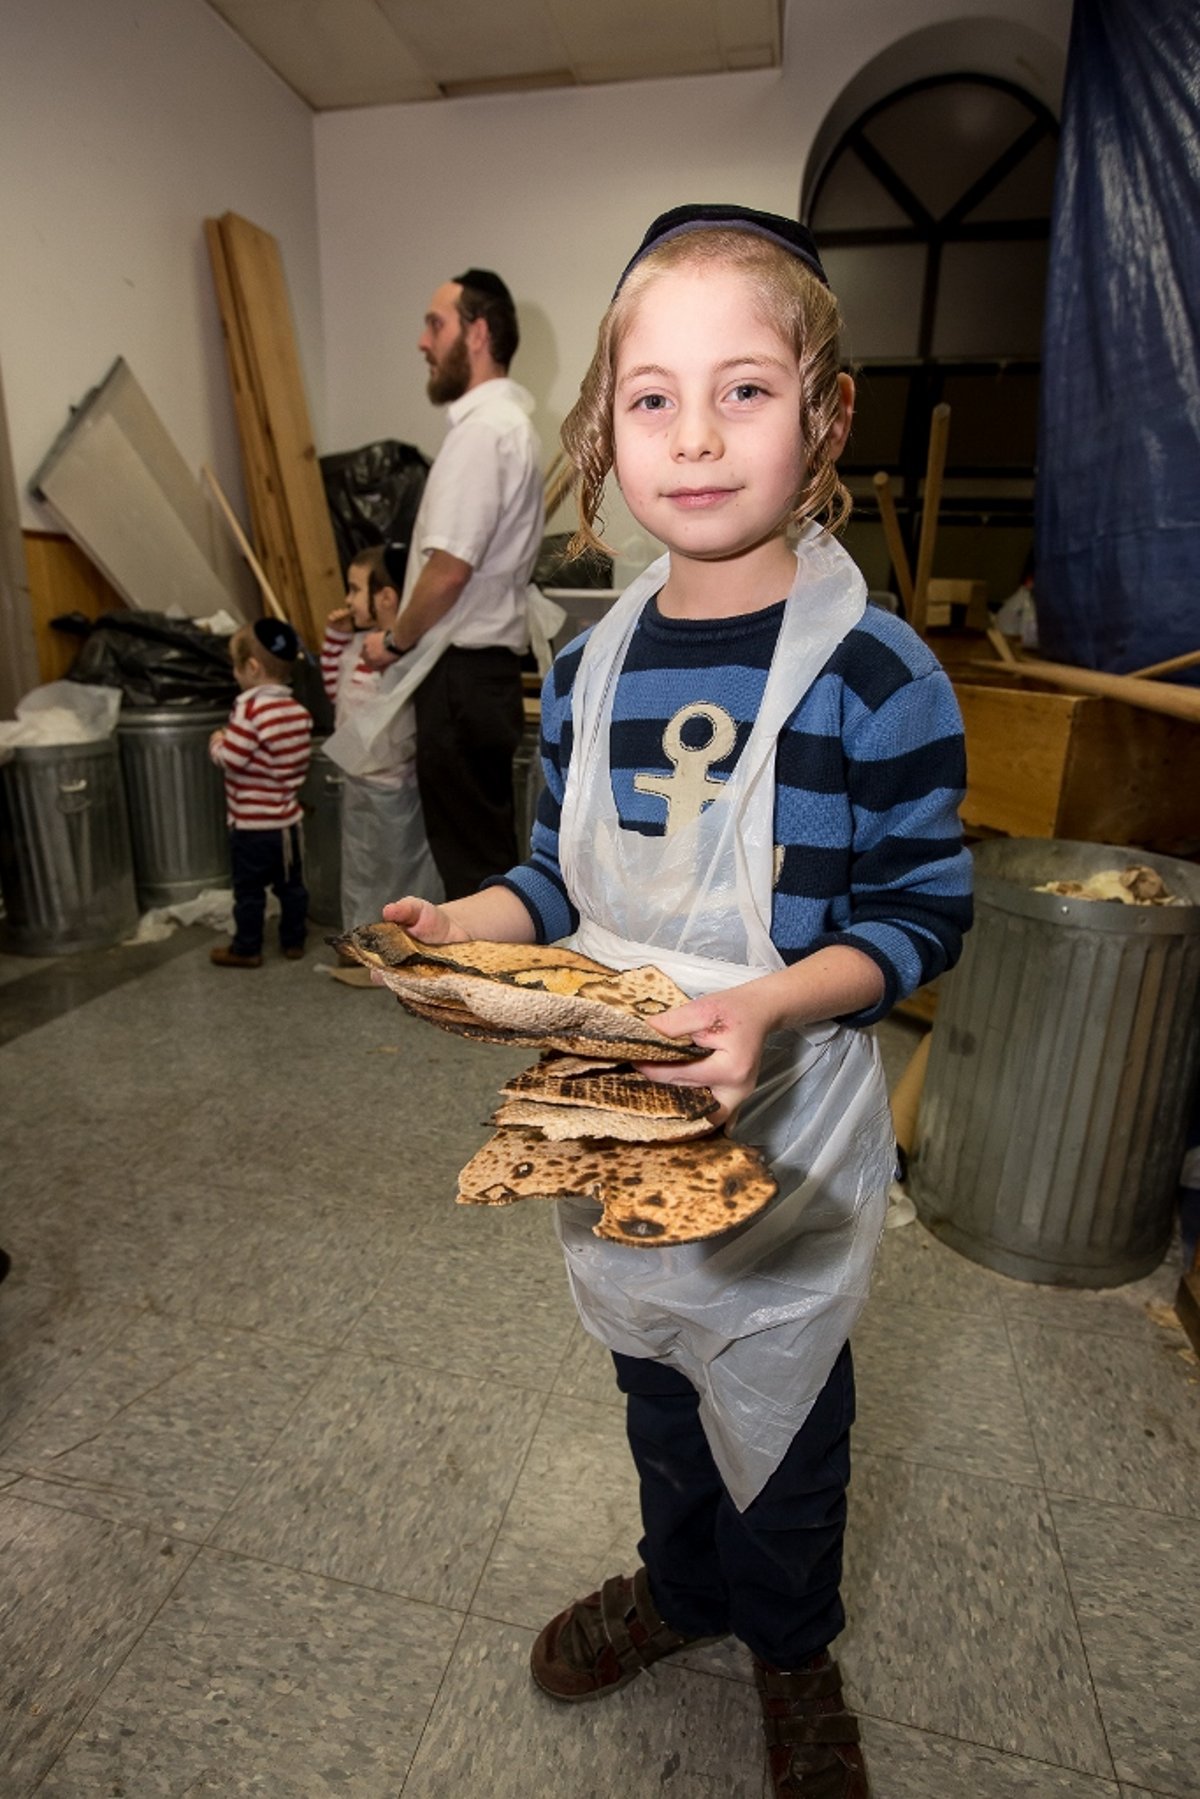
956,683,1076,838
925,578,989,631
206,218,312,639
204,218,296,620
216,213,342,645
952,674,1200,854
23,531,126,682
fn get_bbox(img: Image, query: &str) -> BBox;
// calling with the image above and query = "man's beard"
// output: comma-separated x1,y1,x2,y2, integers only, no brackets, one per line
426,334,470,405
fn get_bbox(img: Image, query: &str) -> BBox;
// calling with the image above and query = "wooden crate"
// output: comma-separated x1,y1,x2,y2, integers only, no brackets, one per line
925,578,990,631
953,675,1200,852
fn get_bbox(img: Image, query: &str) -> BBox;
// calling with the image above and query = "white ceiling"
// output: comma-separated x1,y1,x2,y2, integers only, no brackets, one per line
203,0,782,109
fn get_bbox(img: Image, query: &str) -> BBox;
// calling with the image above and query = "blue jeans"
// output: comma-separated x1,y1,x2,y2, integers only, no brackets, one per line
612,1342,855,1667
229,825,307,955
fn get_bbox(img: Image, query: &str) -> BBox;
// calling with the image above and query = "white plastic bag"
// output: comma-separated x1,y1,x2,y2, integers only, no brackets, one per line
0,681,121,753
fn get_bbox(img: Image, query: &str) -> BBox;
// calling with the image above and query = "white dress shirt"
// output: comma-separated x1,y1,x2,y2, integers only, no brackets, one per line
400,377,544,653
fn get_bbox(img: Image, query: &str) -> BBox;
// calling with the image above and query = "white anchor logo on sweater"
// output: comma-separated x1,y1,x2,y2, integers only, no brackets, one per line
633,703,737,835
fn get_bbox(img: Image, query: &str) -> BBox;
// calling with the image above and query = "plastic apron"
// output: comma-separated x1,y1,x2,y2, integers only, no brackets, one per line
324,583,565,779
555,531,895,1511
340,772,443,929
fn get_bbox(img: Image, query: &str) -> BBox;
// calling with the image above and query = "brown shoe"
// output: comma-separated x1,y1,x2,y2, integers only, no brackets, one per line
210,945,263,969
282,942,306,960
755,1655,871,1797
530,1568,711,1703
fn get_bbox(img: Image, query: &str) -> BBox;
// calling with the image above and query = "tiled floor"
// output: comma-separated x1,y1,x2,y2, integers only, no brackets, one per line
1,934,1196,1798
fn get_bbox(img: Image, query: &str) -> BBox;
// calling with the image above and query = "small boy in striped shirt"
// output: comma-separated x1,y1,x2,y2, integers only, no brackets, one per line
209,617,312,969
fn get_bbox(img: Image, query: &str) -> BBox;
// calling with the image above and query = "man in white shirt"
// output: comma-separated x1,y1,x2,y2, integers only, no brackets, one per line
365,269,544,899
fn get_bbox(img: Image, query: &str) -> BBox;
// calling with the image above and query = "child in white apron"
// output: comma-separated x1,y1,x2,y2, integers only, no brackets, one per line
381,204,972,1798
319,545,441,933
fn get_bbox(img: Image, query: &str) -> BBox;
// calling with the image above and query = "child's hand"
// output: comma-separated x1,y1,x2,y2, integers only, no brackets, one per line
362,629,396,669
208,728,225,762
637,978,779,1126
381,895,470,946
326,605,353,631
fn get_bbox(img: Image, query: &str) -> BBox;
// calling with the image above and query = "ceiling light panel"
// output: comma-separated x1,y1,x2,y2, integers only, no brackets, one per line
377,0,570,87
715,0,780,68
205,0,438,107
544,0,724,84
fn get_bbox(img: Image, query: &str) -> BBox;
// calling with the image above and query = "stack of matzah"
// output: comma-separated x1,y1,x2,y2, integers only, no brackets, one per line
333,923,778,1247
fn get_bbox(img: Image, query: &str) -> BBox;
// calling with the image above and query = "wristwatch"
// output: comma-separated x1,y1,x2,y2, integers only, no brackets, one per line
380,628,402,658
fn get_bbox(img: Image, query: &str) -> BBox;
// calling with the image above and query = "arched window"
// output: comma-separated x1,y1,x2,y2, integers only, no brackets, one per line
807,75,1059,598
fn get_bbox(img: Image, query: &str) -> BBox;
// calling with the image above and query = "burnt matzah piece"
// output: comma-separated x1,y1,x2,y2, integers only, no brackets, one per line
492,1098,717,1144
501,1065,717,1121
456,1127,777,1247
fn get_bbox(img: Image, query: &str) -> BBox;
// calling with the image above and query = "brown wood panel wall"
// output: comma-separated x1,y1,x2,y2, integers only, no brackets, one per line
22,531,125,683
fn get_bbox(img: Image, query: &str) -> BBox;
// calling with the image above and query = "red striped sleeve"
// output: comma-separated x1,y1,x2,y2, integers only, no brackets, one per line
321,624,352,702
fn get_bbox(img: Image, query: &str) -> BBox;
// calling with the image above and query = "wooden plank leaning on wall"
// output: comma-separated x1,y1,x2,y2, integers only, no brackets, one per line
205,212,343,650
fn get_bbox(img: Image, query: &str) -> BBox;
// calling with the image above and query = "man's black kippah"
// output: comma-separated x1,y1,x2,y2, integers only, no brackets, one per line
613,204,829,296
252,616,299,662
452,268,513,304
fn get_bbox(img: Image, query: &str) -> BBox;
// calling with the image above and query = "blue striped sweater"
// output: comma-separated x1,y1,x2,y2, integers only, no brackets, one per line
494,595,972,1025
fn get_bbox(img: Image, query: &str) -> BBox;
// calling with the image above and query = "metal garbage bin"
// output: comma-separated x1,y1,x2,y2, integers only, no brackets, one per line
300,736,343,928
911,839,1200,1287
0,739,138,954
117,706,230,908
513,713,545,860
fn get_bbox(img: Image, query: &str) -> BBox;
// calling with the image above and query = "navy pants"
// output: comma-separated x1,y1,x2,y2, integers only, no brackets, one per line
613,1342,855,1667
229,825,307,956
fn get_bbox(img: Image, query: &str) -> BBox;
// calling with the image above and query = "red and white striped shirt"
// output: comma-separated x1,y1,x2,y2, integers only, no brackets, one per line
319,619,415,786
212,684,312,829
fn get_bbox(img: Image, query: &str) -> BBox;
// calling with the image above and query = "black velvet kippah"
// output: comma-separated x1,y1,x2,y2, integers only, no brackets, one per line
252,616,299,662
452,267,513,304
613,204,829,296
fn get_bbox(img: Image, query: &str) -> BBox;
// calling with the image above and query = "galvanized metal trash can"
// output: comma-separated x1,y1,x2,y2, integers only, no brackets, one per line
300,737,343,927
117,707,230,908
0,739,139,954
512,714,545,860
911,839,1200,1287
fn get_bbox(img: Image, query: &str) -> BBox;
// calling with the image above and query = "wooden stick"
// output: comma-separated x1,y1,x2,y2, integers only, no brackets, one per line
1127,647,1200,681
964,656,1200,724
986,625,1018,665
910,403,951,639
201,463,287,622
872,471,914,611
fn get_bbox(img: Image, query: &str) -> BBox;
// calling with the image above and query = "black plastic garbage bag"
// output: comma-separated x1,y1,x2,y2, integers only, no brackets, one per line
532,532,614,591
61,610,238,709
59,609,336,730
319,440,430,585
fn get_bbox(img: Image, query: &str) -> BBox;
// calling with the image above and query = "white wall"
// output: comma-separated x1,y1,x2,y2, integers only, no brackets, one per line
315,0,1071,558
0,0,324,530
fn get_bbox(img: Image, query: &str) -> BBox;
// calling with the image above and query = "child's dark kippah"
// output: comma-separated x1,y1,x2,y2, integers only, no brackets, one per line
613,203,829,296
452,268,513,304
252,616,299,662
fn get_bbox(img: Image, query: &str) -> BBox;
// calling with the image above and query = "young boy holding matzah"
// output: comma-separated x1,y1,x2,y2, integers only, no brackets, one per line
378,204,972,1798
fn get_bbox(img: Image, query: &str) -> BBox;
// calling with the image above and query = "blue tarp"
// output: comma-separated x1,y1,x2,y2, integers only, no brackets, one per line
1035,0,1200,676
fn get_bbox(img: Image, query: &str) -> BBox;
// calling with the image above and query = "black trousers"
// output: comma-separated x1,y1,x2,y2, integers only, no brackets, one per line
612,1343,855,1667
414,646,524,901
229,825,307,955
